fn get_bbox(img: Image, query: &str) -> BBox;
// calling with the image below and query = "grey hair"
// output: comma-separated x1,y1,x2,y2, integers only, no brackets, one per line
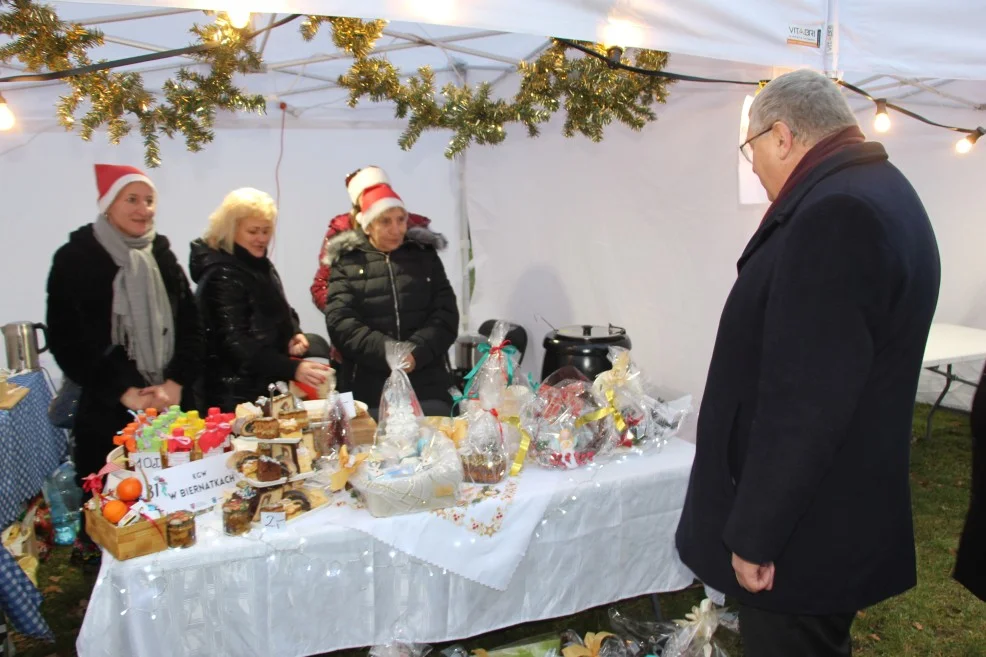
749,69,858,146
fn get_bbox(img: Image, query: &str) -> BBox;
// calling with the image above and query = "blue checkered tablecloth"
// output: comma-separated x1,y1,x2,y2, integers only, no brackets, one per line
0,370,68,640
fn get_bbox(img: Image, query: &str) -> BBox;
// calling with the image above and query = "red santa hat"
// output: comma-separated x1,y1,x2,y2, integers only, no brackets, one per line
356,183,405,231
346,166,390,205
95,164,156,214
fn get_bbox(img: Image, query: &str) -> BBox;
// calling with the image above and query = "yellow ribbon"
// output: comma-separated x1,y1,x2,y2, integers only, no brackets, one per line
561,632,617,657
575,390,627,433
500,415,532,476
330,445,368,492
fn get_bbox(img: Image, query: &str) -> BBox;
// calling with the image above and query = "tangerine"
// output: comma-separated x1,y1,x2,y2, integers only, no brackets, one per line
116,477,143,502
102,500,129,524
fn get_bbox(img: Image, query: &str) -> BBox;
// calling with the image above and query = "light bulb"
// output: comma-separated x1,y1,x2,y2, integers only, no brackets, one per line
599,18,644,51
873,99,890,133
874,111,891,133
0,100,15,131
956,128,984,154
226,9,251,29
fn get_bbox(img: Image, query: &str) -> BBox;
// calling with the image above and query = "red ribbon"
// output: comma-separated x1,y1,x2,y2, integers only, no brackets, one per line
488,408,505,445
82,473,103,496
489,339,512,355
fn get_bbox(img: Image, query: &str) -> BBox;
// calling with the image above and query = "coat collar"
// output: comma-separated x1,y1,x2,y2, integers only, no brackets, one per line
736,142,889,272
321,226,448,265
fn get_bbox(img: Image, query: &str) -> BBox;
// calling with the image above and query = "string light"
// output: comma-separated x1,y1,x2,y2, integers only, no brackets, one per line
873,99,891,133
599,18,644,53
225,9,252,30
0,93,15,131
955,127,984,154
562,38,981,156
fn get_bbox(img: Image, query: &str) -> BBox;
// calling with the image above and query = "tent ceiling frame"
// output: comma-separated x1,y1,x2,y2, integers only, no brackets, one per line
381,29,521,66
13,5,522,77
267,29,507,71
74,7,196,26
847,75,984,113
4,5,983,118
889,76,985,111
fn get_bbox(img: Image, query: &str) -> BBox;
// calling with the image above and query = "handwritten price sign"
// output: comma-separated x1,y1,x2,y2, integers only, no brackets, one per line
260,511,287,531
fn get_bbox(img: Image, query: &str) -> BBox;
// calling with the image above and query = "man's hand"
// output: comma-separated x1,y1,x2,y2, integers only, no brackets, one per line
732,552,775,593
288,333,310,357
403,353,416,373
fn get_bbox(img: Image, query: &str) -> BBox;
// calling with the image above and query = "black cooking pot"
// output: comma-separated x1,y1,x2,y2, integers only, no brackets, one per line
541,324,632,382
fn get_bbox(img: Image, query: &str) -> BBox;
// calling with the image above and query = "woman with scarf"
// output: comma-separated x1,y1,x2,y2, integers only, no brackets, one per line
46,164,204,564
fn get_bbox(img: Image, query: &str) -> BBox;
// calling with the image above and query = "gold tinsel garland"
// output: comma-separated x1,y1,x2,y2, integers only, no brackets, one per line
0,1,673,165
0,1,265,167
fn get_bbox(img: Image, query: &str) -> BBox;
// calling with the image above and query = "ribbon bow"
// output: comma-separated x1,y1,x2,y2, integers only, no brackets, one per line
500,415,532,476
82,473,104,497
575,390,627,433
561,632,617,657
330,445,368,492
460,341,519,401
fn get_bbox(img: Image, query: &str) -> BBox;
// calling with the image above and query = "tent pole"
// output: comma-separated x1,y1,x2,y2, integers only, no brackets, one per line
456,66,472,333
824,0,842,79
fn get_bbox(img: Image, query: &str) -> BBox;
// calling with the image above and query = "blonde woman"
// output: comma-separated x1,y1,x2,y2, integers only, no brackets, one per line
190,188,330,410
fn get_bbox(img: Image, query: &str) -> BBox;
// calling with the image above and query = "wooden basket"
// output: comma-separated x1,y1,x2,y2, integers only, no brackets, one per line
84,506,168,561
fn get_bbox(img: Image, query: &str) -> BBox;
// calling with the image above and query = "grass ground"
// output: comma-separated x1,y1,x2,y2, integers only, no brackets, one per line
11,405,983,657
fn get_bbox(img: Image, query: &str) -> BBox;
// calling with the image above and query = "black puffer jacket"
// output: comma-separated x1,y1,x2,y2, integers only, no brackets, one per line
323,227,458,408
189,239,302,410
47,225,203,483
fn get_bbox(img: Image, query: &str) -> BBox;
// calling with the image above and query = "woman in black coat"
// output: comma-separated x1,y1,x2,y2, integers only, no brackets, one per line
46,164,203,557
190,187,331,410
323,181,458,416
955,366,986,602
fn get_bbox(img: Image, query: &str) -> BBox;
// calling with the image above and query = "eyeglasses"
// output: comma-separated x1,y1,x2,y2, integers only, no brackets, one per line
739,125,773,163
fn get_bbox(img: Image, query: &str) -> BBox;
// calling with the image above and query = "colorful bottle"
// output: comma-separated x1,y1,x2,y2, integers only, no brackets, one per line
218,422,233,451
191,436,203,461
169,427,191,466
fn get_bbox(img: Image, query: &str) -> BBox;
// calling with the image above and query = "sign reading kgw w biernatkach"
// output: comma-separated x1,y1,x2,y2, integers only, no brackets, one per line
136,451,237,514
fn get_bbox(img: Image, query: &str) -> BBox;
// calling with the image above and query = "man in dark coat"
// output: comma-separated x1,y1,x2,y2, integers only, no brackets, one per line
955,365,986,602
323,182,458,415
675,69,941,655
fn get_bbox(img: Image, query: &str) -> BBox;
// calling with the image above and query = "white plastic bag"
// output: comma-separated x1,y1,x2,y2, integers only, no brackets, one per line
375,341,424,456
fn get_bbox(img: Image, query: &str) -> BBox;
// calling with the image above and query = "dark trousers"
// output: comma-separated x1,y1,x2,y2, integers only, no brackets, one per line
740,604,855,657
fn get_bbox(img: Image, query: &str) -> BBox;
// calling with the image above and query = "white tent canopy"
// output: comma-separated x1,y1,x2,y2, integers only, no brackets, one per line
37,0,986,79
2,1,985,412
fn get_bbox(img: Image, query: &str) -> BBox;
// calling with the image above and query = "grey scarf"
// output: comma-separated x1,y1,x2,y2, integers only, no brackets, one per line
92,214,174,385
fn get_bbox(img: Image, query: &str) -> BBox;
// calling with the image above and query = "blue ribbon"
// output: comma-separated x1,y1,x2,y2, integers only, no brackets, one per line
455,342,519,413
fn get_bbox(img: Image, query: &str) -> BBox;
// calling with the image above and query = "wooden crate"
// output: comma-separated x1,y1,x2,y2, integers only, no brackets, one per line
84,506,168,561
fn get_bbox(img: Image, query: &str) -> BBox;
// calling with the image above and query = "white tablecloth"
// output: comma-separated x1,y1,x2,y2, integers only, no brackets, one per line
77,439,697,657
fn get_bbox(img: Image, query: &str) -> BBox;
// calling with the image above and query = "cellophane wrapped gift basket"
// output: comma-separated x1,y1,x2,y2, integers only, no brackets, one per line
349,342,463,517
592,347,691,450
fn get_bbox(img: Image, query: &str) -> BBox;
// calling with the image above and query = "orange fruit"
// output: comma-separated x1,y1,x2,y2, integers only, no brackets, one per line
116,477,143,502
102,500,129,524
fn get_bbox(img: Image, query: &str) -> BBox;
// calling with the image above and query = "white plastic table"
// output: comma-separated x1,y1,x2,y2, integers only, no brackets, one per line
921,323,986,439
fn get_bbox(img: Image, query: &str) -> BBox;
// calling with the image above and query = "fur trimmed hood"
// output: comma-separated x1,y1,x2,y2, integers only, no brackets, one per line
321,226,448,265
